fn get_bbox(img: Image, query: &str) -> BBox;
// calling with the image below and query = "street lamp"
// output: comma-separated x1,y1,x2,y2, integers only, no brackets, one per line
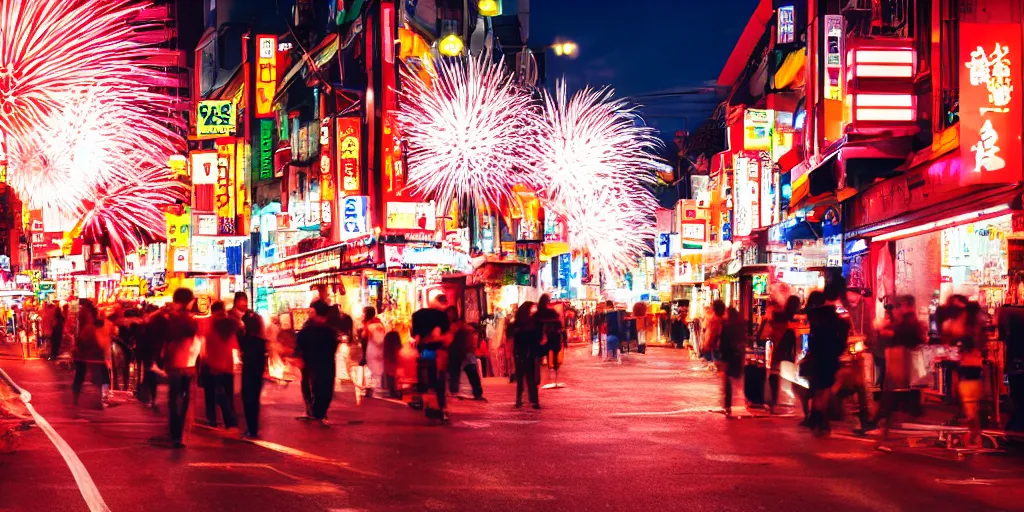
552,41,578,57
477,0,502,16
438,33,465,57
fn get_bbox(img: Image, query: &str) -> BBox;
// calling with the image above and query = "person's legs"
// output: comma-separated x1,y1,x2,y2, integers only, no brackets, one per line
465,363,483,399
312,366,336,420
769,373,782,411
448,362,462,395
723,373,734,414
515,358,527,405
216,374,238,428
300,366,314,417
435,371,448,413
241,365,263,435
72,361,86,405
959,379,983,446
167,371,193,446
203,372,218,426
527,357,540,406
49,331,62,360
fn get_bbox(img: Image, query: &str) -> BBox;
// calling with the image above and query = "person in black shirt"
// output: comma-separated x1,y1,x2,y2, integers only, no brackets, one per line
510,302,543,409
410,296,452,421
296,301,341,426
232,292,266,438
535,295,563,375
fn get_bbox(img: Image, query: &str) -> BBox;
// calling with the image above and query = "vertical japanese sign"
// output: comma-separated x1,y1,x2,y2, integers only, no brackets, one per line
337,117,361,194
319,118,335,236
383,117,405,202
234,140,248,235
824,15,845,101
777,5,795,44
255,35,278,118
758,151,776,228
733,153,760,238
960,23,1022,186
257,118,274,181
215,142,236,234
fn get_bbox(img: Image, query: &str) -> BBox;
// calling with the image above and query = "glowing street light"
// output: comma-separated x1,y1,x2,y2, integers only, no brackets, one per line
438,33,465,57
552,41,578,57
477,0,502,16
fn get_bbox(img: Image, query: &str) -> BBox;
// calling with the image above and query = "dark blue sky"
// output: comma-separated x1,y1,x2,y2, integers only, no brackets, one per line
531,0,759,135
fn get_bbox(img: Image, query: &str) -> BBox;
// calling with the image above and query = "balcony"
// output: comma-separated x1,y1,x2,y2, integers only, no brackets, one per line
842,0,911,39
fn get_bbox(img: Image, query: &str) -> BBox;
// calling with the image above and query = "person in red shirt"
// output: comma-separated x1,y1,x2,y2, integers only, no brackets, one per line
202,301,240,429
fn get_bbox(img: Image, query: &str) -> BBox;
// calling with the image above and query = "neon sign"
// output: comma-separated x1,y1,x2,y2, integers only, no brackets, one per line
254,35,278,118
960,23,1022,186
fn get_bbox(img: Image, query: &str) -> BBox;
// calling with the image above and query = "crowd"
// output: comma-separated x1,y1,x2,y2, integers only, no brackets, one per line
693,276,993,447
53,283,569,447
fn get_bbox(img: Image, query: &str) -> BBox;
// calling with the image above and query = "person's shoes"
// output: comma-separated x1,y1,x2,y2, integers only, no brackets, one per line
472,396,487,401
853,421,878,436
531,403,541,410
515,402,523,409
798,417,811,428
171,441,186,449
242,431,259,440
208,421,219,428
319,418,331,428
724,407,732,418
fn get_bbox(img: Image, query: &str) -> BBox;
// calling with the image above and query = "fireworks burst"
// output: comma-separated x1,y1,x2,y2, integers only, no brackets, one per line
396,53,540,210
0,0,185,257
536,81,662,277
80,166,187,267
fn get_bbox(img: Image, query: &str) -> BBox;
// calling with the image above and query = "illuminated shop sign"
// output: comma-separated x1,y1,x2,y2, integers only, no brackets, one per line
337,117,361,193
777,5,795,44
255,35,278,118
733,152,761,238
320,118,335,234
386,201,436,231
341,196,369,237
215,142,236,234
190,151,218,185
196,100,236,138
257,119,274,181
824,15,844,101
960,23,1022,186
743,109,772,151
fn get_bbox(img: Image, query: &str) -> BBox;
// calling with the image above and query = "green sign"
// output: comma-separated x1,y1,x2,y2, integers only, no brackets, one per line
257,118,274,181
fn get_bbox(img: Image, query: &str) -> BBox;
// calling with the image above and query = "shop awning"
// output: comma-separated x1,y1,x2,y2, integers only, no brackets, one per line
789,151,840,211
845,184,1021,240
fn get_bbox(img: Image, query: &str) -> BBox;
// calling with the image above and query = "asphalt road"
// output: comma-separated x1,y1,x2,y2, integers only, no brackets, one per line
1,343,1021,512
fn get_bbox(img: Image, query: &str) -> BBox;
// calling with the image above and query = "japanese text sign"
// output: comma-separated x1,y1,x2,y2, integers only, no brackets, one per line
960,23,1022,186
255,35,278,118
337,117,360,194
196,100,236,138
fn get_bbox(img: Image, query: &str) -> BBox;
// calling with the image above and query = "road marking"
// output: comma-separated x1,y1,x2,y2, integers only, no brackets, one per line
245,437,382,477
0,367,111,512
609,406,718,417
934,478,996,486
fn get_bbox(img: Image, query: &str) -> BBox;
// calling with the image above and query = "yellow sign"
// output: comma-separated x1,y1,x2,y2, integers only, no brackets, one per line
255,35,278,118
215,142,236,233
196,100,237,138
165,207,191,249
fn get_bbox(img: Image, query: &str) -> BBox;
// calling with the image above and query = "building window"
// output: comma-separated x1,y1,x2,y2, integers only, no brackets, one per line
938,0,960,129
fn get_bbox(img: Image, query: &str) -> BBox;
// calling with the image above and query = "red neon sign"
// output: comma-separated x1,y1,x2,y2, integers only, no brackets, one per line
960,23,1022,186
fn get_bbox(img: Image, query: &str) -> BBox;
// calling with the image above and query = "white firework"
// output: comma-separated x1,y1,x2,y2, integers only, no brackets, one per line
536,81,663,277
396,53,540,210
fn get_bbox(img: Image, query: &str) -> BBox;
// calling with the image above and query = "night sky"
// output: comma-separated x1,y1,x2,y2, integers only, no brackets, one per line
531,0,760,136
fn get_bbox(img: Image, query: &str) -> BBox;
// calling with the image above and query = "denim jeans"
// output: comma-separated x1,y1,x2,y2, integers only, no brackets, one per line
167,368,196,444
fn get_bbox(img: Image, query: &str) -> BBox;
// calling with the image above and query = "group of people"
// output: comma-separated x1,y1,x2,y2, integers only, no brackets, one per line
699,275,993,446
506,295,564,409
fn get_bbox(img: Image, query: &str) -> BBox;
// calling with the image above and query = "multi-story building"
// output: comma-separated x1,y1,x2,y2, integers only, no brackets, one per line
713,0,1023,397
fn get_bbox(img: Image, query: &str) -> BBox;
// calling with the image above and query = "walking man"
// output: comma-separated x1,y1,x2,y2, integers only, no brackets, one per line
153,288,200,448
233,292,266,438
296,300,341,426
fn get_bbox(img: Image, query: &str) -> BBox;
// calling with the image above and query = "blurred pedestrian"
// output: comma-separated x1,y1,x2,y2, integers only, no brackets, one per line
201,301,239,430
155,288,200,448
361,306,386,395
703,301,727,366
511,302,542,409
233,292,266,438
382,330,402,398
71,300,112,409
536,295,564,377
296,300,342,426
768,296,800,414
604,301,624,363
862,295,926,440
50,302,66,361
719,307,747,417
806,280,851,436
410,295,452,422
946,301,987,447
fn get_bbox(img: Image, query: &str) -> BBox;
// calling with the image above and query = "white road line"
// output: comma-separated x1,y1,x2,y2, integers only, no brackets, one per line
0,367,111,512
